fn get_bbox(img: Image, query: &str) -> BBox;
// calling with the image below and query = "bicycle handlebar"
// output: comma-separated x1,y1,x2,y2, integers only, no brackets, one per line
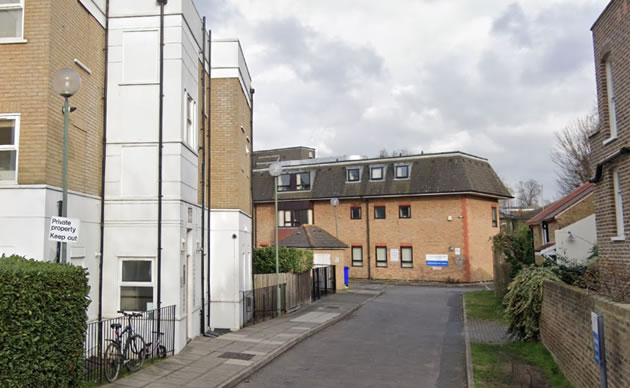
117,310,142,318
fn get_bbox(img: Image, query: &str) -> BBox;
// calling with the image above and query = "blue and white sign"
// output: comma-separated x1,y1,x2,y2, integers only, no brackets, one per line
426,254,449,267
592,311,602,366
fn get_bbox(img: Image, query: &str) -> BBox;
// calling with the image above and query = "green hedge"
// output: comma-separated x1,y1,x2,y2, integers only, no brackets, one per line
254,247,314,274
0,255,90,387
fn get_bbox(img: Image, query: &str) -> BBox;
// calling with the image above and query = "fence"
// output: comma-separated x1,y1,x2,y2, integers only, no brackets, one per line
312,265,336,301
243,284,287,324
83,305,176,384
254,271,312,311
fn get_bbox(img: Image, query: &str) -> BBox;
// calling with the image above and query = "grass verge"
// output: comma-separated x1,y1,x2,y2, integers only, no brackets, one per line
464,290,507,323
472,342,572,388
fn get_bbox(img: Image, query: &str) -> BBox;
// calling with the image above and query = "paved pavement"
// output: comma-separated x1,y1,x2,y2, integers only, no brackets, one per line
109,287,380,388
237,285,470,388
467,318,511,344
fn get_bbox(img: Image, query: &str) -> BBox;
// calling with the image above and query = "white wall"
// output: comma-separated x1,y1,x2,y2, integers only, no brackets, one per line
555,214,597,265
211,40,252,107
0,185,102,321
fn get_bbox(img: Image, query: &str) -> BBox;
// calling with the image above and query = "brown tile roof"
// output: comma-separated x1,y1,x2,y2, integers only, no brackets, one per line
527,182,594,225
279,225,347,249
252,152,512,202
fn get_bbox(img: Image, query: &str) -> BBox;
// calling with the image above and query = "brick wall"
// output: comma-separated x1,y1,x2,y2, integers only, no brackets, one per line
541,280,630,387
255,194,500,282
591,0,630,267
210,78,252,214
0,0,105,195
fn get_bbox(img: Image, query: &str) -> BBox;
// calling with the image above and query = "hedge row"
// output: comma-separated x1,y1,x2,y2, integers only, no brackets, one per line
254,247,314,274
0,255,90,388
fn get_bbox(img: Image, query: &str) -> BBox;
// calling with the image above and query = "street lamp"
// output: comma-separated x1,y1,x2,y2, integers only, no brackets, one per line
52,68,81,264
330,197,339,238
268,162,283,316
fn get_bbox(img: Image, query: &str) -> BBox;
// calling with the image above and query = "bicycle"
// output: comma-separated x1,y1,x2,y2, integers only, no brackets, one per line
103,311,146,383
143,329,167,360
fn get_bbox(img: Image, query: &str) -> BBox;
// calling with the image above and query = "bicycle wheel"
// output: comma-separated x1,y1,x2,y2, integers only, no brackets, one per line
104,342,121,383
125,334,146,372
158,345,167,359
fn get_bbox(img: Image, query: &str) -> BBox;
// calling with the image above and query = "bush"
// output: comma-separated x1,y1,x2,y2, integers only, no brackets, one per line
254,247,314,274
503,266,559,342
493,224,535,278
0,255,90,388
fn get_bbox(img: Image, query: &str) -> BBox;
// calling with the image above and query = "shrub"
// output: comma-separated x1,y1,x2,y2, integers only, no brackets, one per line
254,247,314,274
503,265,559,342
0,255,90,388
493,224,535,278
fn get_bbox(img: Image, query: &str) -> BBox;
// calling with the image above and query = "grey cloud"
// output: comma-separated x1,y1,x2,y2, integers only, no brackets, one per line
492,3,531,47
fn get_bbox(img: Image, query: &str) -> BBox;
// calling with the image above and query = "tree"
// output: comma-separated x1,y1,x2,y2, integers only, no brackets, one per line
516,179,542,207
378,148,410,158
551,110,598,195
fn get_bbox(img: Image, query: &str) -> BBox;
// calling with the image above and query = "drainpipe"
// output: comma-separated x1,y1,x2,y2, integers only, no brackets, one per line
98,0,110,365
211,30,212,327
365,198,371,279
249,87,256,317
157,0,167,322
199,16,206,335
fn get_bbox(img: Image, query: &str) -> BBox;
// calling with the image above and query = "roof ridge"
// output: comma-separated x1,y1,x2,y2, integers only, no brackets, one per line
303,225,315,248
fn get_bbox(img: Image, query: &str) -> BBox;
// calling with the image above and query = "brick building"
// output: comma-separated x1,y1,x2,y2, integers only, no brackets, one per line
590,0,630,269
252,147,511,282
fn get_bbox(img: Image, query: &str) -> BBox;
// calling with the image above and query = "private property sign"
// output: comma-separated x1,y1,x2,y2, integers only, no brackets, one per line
49,217,80,243
426,254,449,267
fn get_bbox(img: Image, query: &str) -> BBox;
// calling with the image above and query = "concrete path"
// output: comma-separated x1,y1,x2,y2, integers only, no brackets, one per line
467,318,512,344
109,288,380,388
237,285,470,388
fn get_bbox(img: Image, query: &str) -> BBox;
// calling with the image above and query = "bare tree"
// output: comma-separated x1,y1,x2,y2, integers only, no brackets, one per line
516,180,543,208
551,110,598,195
378,148,410,157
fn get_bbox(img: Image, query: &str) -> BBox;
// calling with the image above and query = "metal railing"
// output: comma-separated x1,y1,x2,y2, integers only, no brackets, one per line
243,283,287,325
83,305,176,384
312,265,336,301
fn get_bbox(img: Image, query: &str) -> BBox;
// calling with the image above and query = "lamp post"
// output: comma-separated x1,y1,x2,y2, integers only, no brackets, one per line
268,162,283,316
52,68,81,264
330,197,339,238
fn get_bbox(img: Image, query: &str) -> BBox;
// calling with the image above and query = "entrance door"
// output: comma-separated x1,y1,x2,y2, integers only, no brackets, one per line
186,229,193,341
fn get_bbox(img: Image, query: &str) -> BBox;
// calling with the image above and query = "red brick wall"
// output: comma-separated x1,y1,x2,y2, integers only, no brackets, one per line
541,280,630,388
591,0,630,268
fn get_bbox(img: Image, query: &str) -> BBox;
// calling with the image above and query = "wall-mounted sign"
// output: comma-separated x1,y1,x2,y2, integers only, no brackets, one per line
390,249,399,262
426,254,448,267
48,217,80,244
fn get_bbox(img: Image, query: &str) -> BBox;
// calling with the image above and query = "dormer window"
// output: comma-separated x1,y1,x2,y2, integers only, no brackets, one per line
347,168,361,182
395,165,409,179
296,172,310,190
278,174,291,191
370,166,384,181
277,172,311,192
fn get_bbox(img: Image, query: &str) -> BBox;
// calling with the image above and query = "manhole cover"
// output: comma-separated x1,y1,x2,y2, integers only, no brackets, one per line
219,352,255,361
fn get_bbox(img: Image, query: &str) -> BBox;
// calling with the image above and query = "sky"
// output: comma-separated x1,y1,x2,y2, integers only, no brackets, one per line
194,0,609,200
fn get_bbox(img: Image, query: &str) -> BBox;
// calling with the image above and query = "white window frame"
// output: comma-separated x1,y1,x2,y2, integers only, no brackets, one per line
604,58,618,144
119,258,156,312
346,167,361,183
370,165,384,181
0,113,20,184
376,246,387,267
394,164,410,179
0,0,25,44
184,92,197,152
613,168,625,240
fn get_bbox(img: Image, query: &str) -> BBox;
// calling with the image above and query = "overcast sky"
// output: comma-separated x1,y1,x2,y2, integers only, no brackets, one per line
195,0,608,200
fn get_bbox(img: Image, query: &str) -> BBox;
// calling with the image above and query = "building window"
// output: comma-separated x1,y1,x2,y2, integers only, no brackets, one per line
492,207,498,227
613,168,625,239
350,206,362,220
370,166,384,181
0,114,19,182
185,93,197,150
399,205,411,218
376,246,387,267
120,259,154,311
352,246,363,267
347,167,360,182
0,0,24,42
605,58,617,140
401,247,413,268
374,206,386,219
395,165,409,179
278,209,313,227
277,172,311,191
542,222,550,245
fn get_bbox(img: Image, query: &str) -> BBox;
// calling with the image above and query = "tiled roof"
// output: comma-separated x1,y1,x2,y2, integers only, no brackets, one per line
252,152,512,202
279,225,347,249
527,182,594,225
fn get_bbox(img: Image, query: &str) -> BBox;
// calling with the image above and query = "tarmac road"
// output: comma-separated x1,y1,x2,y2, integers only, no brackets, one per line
238,284,468,388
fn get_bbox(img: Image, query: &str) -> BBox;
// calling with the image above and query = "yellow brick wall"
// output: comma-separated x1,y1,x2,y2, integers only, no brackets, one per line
255,195,500,282
0,0,105,195
210,78,252,214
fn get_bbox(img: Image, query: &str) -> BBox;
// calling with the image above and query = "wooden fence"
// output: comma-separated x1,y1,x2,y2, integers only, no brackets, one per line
254,271,312,312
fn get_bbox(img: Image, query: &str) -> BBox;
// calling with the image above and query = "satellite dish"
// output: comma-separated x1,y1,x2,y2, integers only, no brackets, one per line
330,198,339,207
269,162,283,177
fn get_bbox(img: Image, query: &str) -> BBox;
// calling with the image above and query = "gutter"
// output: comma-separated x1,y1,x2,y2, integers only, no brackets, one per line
365,198,371,280
206,29,212,329
249,86,256,318
157,0,167,321
590,147,630,183
199,16,206,335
